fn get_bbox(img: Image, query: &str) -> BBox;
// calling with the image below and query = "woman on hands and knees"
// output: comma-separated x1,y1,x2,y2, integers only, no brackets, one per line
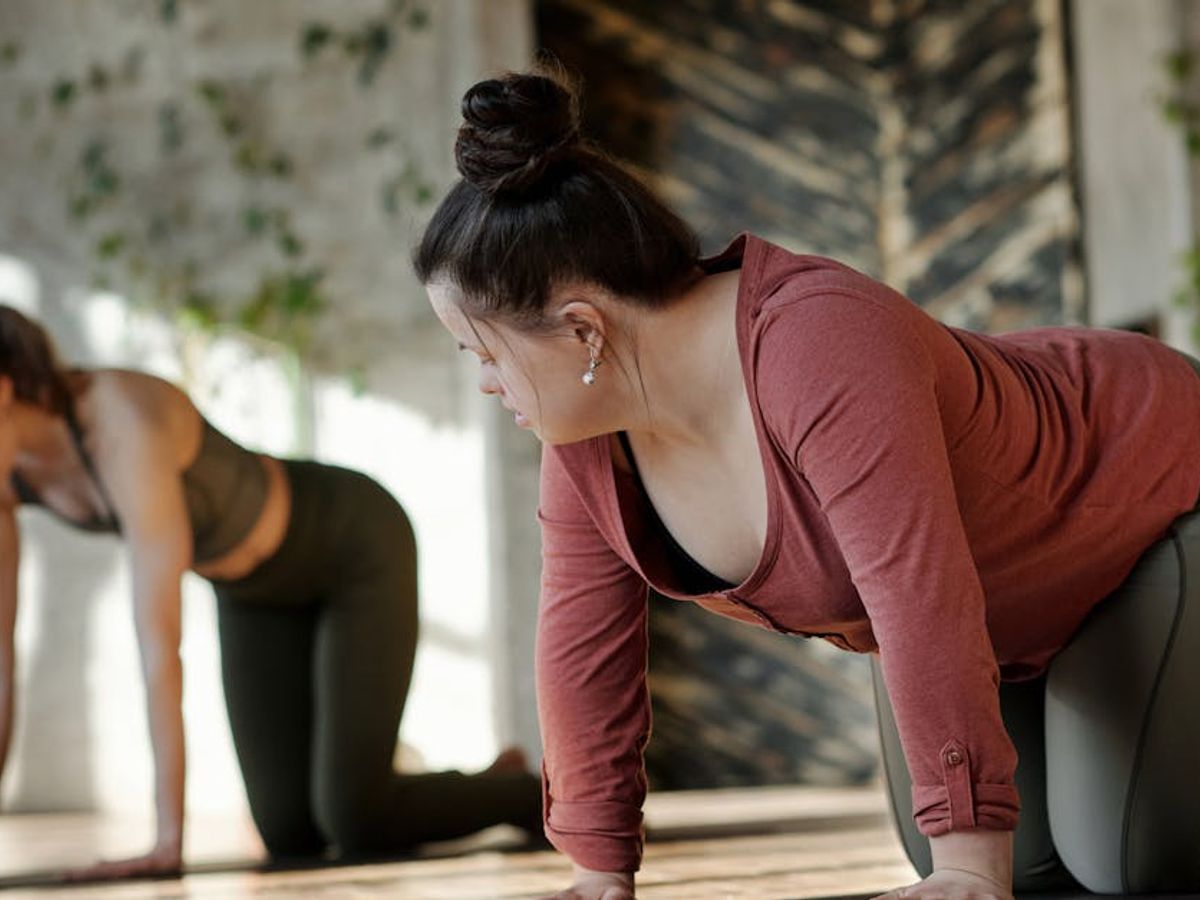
0,307,542,881
416,69,1200,898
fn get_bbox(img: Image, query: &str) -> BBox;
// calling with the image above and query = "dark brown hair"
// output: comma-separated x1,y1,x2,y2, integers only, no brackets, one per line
412,69,700,326
0,305,71,415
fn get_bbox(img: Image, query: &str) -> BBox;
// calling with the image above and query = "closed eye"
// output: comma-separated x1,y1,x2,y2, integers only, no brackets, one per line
456,342,494,366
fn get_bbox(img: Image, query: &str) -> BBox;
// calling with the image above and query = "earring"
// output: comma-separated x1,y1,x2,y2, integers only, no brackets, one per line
581,354,601,386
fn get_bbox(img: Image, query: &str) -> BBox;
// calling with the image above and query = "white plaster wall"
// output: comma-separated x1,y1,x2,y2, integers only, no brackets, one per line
1071,0,1196,345
0,0,535,822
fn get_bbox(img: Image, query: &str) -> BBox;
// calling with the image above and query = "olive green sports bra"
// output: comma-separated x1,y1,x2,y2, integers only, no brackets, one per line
12,404,268,566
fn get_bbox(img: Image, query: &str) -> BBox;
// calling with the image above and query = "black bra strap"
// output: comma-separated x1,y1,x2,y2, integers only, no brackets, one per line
63,397,121,530
616,431,735,593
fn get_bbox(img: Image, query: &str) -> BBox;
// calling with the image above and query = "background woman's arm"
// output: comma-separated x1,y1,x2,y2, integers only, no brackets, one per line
0,505,19,795
67,386,192,880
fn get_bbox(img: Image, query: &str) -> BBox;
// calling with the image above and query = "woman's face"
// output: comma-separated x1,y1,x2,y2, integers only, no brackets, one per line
0,377,17,484
427,282,608,444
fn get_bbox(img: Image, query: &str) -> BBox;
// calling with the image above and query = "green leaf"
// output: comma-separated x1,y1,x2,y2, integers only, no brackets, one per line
122,46,145,83
196,80,225,107
161,0,178,24
366,126,395,149
268,154,294,178
407,7,430,30
243,206,269,235
1165,50,1193,83
181,291,221,332
381,178,401,215
147,215,171,243
88,64,110,92
357,22,392,85
51,79,77,108
219,112,243,137
89,168,120,196
278,231,304,258
235,141,263,173
159,102,183,153
69,195,93,219
301,23,334,58
95,232,127,260
1161,96,1188,124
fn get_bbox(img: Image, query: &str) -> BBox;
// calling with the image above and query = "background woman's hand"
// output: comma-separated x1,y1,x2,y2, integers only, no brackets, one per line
873,867,1014,900
62,842,182,883
540,865,635,899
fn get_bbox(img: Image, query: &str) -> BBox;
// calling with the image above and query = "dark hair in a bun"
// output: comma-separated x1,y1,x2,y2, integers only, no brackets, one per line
414,68,699,326
455,74,580,197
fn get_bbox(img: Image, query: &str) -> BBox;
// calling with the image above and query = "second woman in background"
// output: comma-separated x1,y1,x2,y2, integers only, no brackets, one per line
0,306,542,880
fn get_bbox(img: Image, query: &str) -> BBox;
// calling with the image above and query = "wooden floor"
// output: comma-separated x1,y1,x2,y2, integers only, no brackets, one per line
0,785,923,898
11,783,1157,900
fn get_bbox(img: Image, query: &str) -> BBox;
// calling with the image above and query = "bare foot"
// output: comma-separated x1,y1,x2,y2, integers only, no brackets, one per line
485,745,531,776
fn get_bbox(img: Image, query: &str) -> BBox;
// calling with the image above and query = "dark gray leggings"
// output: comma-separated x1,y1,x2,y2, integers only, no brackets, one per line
874,505,1200,893
210,460,540,859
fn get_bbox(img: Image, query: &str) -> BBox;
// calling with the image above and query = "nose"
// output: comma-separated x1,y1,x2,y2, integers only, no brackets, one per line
477,368,502,396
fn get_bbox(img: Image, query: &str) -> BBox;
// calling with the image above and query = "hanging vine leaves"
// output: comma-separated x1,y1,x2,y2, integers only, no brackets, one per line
1161,48,1200,345
38,3,435,373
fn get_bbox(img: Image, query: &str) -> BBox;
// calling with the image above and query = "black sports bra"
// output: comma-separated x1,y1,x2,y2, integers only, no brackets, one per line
11,401,269,565
617,430,736,596
11,399,120,533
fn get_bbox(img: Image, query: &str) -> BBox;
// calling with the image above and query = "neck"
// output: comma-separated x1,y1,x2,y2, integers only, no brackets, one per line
614,268,744,449
13,403,72,469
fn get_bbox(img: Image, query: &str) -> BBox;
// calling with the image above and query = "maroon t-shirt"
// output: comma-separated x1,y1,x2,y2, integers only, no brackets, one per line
535,233,1200,872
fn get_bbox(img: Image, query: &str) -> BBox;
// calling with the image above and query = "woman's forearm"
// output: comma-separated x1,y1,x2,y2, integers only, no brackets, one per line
140,648,186,850
929,828,1013,889
0,660,13,787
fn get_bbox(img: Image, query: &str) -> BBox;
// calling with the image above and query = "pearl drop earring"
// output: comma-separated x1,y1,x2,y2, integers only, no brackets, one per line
582,355,600,386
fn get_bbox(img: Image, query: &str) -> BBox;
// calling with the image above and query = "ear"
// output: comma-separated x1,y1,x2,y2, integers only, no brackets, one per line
555,298,609,358
0,375,13,411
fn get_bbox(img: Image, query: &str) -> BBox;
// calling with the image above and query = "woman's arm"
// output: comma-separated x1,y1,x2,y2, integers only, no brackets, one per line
67,386,192,880
535,443,649,893
757,290,1019,891
0,504,19,794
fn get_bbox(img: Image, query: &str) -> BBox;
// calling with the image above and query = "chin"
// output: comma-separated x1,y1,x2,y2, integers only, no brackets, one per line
536,421,607,447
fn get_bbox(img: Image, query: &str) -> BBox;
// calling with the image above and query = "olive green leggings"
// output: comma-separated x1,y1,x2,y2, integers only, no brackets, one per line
209,460,541,859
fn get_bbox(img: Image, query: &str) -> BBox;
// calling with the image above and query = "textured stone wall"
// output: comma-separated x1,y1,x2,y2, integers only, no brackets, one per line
539,0,1079,789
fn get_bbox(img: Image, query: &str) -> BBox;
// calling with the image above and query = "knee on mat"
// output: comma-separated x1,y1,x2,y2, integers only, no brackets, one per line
257,819,327,860
314,791,396,856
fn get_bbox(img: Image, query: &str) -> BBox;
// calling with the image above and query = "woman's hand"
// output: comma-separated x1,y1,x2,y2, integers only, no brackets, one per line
874,867,1014,900
63,841,182,882
540,865,635,899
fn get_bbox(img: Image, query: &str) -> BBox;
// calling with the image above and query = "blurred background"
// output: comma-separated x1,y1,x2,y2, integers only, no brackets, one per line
0,0,1198,830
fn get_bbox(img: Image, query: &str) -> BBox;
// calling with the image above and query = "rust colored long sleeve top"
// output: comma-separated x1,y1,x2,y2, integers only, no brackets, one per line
535,233,1200,873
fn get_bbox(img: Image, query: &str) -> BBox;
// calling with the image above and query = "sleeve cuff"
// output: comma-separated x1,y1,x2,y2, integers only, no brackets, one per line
910,740,1020,835
542,765,644,872
912,782,1020,836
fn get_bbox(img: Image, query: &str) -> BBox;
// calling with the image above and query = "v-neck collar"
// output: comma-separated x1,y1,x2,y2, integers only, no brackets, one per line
599,232,783,601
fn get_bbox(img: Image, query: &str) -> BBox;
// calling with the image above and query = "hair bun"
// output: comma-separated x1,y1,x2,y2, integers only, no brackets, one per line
455,73,580,198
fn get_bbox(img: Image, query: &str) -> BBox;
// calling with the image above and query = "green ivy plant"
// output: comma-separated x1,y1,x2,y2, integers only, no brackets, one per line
36,1,434,394
1161,49,1200,345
